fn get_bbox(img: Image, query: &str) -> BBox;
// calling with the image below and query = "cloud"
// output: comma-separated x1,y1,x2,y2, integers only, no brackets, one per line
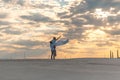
64,27,85,40
1,26,23,35
13,40,47,48
2,0,11,3
0,13,7,18
2,0,25,6
59,0,120,26
58,0,120,43
105,29,120,36
20,13,53,22
0,21,10,25
33,4,54,9
1,0,65,9
108,15,120,25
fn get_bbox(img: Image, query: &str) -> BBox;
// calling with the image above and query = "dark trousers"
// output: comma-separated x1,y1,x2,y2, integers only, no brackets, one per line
51,50,56,60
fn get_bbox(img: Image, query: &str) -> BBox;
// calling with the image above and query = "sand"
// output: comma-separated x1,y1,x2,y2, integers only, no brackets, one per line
0,58,120,80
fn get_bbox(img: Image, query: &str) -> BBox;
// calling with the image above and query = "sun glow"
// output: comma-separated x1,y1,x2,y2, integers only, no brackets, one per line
84,29,107,41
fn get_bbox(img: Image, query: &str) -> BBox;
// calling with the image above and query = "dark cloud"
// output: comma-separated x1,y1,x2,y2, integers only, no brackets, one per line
0,13,7,18
14,40,47,48
20,13,53,22
2,0,25,6
16,0,25,6
0,26,9,30
70,0,120,14
33,4,54,9
3,29,22,35
2,0,11,3
0,26,23,35
108,15,120,25
64,27,85,40
71,17,84,26
57,12,72,18
105,29,120,35
69,0,88,14
0,21,10,25
70,14,105,26
60,13,105,27
81,14,105,26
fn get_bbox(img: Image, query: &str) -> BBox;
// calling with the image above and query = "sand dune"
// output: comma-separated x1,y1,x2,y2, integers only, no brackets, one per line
0,58,120,80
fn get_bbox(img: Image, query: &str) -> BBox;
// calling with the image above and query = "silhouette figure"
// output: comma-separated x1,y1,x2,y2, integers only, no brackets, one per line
50,36,61,60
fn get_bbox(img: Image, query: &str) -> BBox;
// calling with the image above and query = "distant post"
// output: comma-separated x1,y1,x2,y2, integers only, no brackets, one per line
110,50,114,59
117,50,119,59
110,50,112,59
112,52,114,58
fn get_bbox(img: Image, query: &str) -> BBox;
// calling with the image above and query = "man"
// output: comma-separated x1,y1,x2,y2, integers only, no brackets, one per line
50,36,61,60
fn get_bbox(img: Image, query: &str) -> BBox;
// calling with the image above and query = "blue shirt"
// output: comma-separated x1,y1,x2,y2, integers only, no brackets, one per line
50,39,56,51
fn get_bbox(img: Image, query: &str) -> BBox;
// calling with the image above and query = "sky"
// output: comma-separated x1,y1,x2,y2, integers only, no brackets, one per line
0,0,120,59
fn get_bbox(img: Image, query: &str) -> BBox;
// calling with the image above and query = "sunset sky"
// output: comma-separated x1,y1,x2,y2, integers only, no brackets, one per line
0,0,120,59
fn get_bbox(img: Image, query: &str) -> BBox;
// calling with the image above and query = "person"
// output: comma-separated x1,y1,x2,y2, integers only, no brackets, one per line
50,36,61,60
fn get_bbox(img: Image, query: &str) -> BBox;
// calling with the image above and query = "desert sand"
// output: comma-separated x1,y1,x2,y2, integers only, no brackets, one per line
0,58,120,80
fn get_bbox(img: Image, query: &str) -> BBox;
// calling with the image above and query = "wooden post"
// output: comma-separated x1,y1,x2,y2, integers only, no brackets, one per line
117,50,119,59
112,52,114,58
110,50,111,59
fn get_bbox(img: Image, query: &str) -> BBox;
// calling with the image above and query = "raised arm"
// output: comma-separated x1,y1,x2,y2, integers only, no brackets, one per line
56,36,61,40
